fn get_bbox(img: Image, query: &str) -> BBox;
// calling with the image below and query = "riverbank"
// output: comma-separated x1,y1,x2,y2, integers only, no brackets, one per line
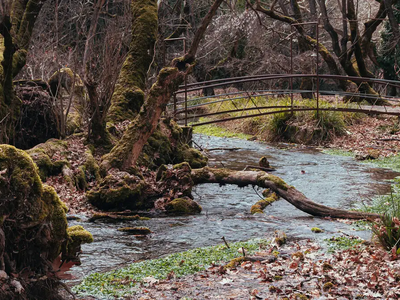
62,131,400,299
194,114,400,159
72,233,400,299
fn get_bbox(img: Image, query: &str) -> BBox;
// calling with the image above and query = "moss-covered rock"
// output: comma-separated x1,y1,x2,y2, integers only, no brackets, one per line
165,197,202,215
87,170,149,210
0,145,83,279
27,139,69,181
178,145,208,169
65,225,94,262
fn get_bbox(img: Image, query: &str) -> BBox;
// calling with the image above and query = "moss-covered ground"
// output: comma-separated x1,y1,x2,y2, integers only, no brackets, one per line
73,238,268,298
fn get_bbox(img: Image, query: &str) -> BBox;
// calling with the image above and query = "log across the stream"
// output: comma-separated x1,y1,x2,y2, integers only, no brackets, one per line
191,167,381,220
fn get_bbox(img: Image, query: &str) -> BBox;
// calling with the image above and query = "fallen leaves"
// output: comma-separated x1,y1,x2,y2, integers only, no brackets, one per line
133,238,400,299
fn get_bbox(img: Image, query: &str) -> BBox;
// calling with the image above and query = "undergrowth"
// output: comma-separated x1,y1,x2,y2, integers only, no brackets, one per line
358,181,400,254
73,238,268,298
193,95,362,143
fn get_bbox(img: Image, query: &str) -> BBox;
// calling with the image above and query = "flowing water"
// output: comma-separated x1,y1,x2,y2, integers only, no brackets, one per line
66,134,399,284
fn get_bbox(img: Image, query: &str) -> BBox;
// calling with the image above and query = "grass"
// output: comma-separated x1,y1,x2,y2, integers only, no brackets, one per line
324,236,365,253
73,238,268,298
192,95,361,143
366,155,400,173
193,119,252,139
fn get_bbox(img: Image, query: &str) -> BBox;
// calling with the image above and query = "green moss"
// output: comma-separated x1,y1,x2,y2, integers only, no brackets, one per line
12,49,27,76
311,227,323,233
258,173,288,191
213,168,231,181
107,0,158,123
165,198,202,215
0,145,71,268
173,162,191,171
180,146,208,169
250,193,279,214
87,171,148,210
66,225,94,259
75,166,87,190
42,185,69,260
84,150,100,181
156,164,168,181
27,139,69,180
0,145,43,206
224,257,245,270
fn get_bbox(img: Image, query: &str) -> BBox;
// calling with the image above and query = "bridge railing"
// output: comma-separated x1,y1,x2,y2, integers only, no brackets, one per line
168,74,400,126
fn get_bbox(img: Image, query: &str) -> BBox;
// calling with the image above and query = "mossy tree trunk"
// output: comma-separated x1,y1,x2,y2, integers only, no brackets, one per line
107,0,158,124
0,0,46,144
102,0,224,171
192,167,381,220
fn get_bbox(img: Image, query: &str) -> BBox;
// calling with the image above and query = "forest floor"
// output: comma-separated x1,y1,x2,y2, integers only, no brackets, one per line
327,115,400,158
118,115,400,300
63,114,400,300
130,238,400,300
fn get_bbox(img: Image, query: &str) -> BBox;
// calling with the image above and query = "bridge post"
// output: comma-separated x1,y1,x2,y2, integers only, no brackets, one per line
290,26,294,116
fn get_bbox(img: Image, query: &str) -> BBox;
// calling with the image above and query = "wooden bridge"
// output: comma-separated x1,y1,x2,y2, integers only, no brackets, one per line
168,74,400,127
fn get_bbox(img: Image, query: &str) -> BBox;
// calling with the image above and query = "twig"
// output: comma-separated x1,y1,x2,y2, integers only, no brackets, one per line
252,185,264,200
242,247,246,258
221,236,230,248
0,113,9,124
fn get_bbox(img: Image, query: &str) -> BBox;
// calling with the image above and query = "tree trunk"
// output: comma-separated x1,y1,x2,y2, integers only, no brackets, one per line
107,0,158,124
0,0,46,144
191,167,381,220
101,0,224,171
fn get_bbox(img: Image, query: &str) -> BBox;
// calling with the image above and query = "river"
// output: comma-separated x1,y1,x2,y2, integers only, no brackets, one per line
66,134,398,284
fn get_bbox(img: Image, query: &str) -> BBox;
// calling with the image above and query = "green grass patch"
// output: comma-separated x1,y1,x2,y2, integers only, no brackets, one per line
193,121,252,139
324,236,365,253
365,155,400,173
73,238,268,298
358,185,400,215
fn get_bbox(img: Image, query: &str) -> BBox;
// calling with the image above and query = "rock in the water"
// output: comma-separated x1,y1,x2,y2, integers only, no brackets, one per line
165,197,202,215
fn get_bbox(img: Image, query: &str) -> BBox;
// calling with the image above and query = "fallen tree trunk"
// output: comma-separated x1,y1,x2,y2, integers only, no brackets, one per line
191,167,381,220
